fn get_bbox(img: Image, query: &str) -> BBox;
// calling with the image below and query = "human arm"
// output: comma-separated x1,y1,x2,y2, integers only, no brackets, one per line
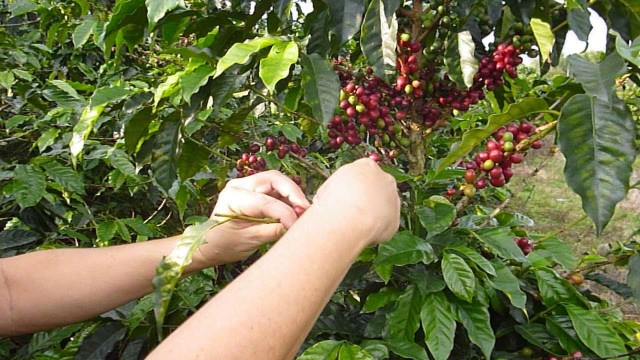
148,158,401,360
0,171,309,337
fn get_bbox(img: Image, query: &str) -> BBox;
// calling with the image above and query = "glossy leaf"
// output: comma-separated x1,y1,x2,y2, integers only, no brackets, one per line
146,0,185,30
180,63,215,104
36,128,60,153
360,0,397,79
386,341,427,360
152,220,220,338
41,160,85,195
386,285,422,342
455,301,495,359
533,267,576,307
565,304,627,358
534,236,577,271
447,246,496,276
43,80,86,109
514,323,562,354
0,229,40,250
375,231,435,267
214,36,282,78
327,0,365,46
151,113,182,192
557,94,636,234
568,53,626,103
444,31,477,89
627,253,640,306
300,53,341,124
546,315,584,354
473,227,526,261
415,196,456,237
73,19,96,48
489,261,526,310
612,31,640,68
178,139,210,180
568,8,592,42
11,165,46,208
74,322,126,360
530,18,555,62
259,41,299,93
436,98,548,173
442,252,475,302
421,292,456,360
363,287,402,313
297,340,342,359
124,107,153,153
70,106,105,163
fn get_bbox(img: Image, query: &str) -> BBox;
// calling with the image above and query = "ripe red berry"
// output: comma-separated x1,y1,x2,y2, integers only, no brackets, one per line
509,153,524,164
489,167,503,179
464,169,476,183
476,151,490,163
519,120,534,134
248,143,260,153
475,178,487,189
490,176,505,187
489,149,504,163
531,139,543,149
368,152,380,162
486,140,500,152
241,153,250,162
503,167,514,180
345,82,356,93
572,351,583,358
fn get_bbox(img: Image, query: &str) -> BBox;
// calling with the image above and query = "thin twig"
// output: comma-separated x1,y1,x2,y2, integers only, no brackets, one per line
214,213,280,224
247,85,322,125
144,199,167,224
0,18,40,27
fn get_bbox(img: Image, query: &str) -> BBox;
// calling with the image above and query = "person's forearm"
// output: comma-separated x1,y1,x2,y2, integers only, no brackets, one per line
148,205,370,360
0,236,211,336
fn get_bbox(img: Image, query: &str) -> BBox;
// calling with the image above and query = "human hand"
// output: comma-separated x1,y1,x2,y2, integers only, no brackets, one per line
311,158,400,245
199,171,310,265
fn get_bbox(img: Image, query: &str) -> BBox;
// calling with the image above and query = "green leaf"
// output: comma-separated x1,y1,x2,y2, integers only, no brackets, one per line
7,115,30,130
534,236,577,271
568,53,627,103
109,149,137,177
121,218,154,237
514,323,562,354
447,246,496,276
259,41,298,93
146,0,185,30
489,261,526,310
74,322,126,360
444,31,478,89
568,9,592,42
564,304,627,358
115,219,132,242
386,341,427,360
0,229,40,250
612,31,640,68
9,0,39,17
421,292,456,360
363,287,402,313
375,231,435,267
90,86,132,108
546,315,583,354
297,340,343,359
151,113,182,192
627,253,640,306
436,98,548,173
70,106,105,163
97,221,117,244
208,72,248,113
557,94,636,234
214,36,282,78
12,69,33,81
11,165,46,208
360,0,397,79
442,252,475,302
300,53,341,124
125,107,153,153
386,285,422,342
43,80,86,109
154,72,182,108
530,18,555,62
533,267,576,307
73,19,96,48
473,227,526,261
178,139,209,180
455,301,495,359
415,196,456,237
338,344,375,360
180,63,215,105
280,123,303,141
327,0,365,46
41,160,85,195
36,128,60,153
0,71,14,92
152,220,220,338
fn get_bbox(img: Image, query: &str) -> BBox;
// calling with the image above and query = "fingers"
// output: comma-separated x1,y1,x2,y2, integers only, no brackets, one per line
224,187,299,229
227,171,310,210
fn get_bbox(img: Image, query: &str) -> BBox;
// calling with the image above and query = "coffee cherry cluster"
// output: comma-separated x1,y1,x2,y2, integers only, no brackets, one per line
235,144,267,178
234,135,308,181
474,44,523,90
463,121,542,189
515,237,535,255
264,134,308,159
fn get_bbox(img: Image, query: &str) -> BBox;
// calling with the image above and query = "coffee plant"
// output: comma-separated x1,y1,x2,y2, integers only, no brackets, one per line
1,0,640,358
